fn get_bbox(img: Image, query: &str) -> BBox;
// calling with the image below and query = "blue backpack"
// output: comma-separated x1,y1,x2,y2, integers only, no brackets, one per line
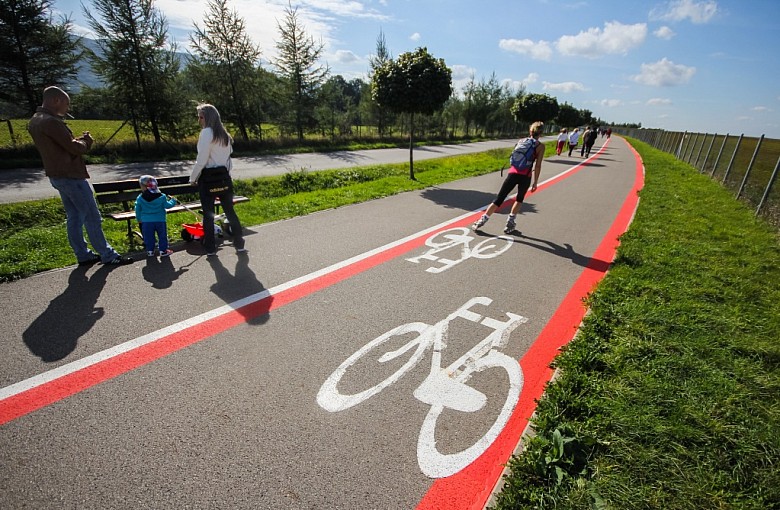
509,137,538,175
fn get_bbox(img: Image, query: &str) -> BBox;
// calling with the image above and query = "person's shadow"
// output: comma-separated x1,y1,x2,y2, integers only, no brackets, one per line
475,231,611,271
142,256,190,289
208,254,273,325
23,265,109,362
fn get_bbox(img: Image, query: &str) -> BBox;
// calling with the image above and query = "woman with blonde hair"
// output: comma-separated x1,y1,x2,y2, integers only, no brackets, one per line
189,104,246,256
472,121,546,234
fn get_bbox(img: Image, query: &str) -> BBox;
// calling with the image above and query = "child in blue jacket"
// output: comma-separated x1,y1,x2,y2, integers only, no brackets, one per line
135,175,177,257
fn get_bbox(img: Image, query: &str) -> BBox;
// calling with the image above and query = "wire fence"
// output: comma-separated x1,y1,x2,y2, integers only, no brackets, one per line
614,128,780,230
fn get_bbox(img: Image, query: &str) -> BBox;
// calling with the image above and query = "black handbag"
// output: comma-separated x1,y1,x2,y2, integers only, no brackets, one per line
200,166,231,195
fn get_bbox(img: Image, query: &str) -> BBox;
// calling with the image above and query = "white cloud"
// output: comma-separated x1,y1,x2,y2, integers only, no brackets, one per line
410,32,421,42
332,49,360,64
499,39,553,61
658,114,670,119
556,21,647,58
543,81,586,93
752,106,768,112
737,116,751,121
501,73,540,91
647,97,673,105
600,99,623,107
651,0,718,24
631,58,696,86
451,65,477,81
654,26,675,39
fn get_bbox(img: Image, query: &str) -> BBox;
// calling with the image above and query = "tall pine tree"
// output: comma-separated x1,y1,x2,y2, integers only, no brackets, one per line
190,0,262,141
0,0,81,115
84,0,180,144
273,3,329,141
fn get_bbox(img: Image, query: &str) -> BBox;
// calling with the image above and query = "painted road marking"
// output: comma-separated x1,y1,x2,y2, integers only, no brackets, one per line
405,227,514,273
317,296,528,479
0,141,610,427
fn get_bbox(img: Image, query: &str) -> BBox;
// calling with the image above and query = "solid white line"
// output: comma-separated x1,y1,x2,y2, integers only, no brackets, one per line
0,162,586,401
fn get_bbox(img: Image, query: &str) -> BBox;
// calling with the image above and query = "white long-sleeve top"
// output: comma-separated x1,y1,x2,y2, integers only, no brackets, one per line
189,127,233,184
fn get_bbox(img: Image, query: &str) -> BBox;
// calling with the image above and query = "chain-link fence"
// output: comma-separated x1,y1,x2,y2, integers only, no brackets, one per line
615,128,780,230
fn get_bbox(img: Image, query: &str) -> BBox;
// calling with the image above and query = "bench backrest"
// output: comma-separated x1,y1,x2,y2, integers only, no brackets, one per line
93,176,194,208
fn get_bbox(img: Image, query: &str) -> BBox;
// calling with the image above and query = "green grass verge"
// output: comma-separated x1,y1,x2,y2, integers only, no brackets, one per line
490,138,780,509
0,144,554,282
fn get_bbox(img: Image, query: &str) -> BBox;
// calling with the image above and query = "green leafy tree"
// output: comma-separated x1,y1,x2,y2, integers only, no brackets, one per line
372,47,452,179
511,92,559,127
273,3,329,141
0,0,81,115
556,102,581,128
190,0,261,141
84,0,182,144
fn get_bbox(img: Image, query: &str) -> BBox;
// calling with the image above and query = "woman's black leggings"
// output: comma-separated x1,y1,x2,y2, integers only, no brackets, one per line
492,173,533,207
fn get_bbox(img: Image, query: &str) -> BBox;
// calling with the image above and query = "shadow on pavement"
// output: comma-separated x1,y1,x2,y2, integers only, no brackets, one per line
208,254,272,326
420,187,498,211
142,256,191,289
475,231,610,270
22,265,110,362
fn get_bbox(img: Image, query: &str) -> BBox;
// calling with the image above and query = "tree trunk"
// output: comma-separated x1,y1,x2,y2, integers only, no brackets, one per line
409,112,415,180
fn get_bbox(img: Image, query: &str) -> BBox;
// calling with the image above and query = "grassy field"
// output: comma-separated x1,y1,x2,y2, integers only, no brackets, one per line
490,138,780,509
0,144,555,281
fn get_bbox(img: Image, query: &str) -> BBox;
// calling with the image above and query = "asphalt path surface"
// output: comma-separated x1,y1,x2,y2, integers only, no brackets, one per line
0,139,524,204
0,136,641,509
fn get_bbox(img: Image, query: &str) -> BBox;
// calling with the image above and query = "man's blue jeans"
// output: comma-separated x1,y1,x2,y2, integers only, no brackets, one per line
49,177,119,263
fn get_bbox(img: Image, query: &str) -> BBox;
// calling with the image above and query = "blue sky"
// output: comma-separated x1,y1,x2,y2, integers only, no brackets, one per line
55,0,780,137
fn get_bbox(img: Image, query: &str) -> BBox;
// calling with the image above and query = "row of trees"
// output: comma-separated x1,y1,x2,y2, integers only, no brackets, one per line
1,0,625,158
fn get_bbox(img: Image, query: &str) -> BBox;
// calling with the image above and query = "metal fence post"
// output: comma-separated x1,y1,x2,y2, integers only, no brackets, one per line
694,133,708,169
677,131,688,159
686,133,700,163
756,155,780,216
700,133,717,174
737,135,764,199
711,133,730,177
721,134,743,184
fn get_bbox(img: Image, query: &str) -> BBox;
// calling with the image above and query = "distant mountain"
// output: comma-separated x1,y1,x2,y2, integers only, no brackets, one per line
68,37,191,91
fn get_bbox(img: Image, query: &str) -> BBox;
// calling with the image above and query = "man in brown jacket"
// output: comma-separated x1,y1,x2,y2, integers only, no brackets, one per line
28,86,132,265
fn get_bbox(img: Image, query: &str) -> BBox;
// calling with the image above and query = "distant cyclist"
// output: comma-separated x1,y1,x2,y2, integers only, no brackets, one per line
472,121,545,234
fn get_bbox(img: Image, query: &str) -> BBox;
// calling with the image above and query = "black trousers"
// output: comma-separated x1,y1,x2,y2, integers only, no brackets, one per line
198,169,244,253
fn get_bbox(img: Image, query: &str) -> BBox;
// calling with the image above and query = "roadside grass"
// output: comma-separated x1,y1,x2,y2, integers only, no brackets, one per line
490,138,780,509
0,144,554,281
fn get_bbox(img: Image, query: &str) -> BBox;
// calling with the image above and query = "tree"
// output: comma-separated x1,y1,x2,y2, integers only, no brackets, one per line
84,0,182,145
190,0,261,141
511,92,559,127
556,102,581,128
368,29,391,138
0,0,81,115
273,3,329,142
372,47,452,179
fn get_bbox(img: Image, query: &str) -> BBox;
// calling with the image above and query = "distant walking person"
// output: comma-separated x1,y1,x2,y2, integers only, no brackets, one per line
472,121,546,234
580,127,592,156
583,126,598,157
556,128,568,156
135,175,177,257
189,104,246,256
27,86,132,266
568,128,580,157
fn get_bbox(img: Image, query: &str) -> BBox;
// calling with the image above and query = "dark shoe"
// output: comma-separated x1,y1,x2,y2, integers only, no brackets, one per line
78,254,101,265
104,256,134,265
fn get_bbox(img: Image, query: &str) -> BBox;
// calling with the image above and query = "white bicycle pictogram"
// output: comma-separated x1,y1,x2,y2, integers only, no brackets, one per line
316,297,527,478
405,227,514,273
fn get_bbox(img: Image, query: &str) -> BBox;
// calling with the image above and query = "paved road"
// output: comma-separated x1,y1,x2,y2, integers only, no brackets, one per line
0,136,641,509
0,139,531,204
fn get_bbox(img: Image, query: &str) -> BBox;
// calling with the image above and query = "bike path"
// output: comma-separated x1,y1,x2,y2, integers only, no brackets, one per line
0,137,642,509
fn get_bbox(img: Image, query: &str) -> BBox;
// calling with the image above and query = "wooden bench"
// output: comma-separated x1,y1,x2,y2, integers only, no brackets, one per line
92,175,249,245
